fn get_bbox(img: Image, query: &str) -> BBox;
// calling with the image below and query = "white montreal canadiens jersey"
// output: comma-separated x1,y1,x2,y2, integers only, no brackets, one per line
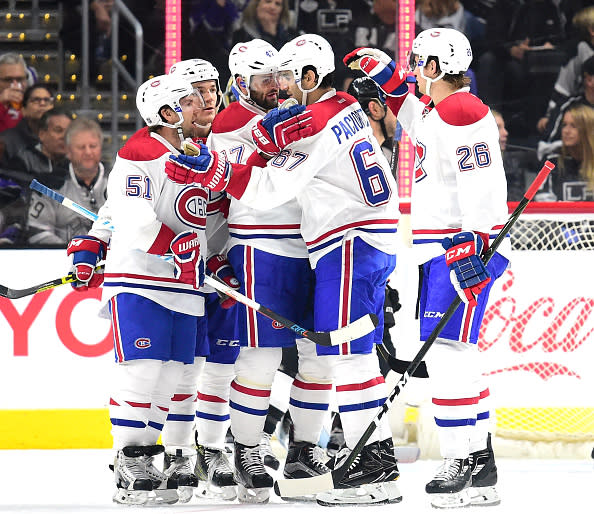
100,127,212,316
395,88,509,263
236,90,400,268
208,97,307,258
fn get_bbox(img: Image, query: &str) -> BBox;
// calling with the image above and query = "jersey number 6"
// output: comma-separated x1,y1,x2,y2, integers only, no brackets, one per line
351,139,391,206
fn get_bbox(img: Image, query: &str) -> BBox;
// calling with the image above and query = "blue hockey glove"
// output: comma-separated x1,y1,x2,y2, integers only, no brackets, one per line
166,142,231,191
343,47,409,97
170,231,205,289
442,232,491,307
252,104,313,157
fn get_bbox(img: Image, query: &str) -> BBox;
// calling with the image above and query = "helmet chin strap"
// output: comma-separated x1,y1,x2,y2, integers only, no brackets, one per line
420,67,445,97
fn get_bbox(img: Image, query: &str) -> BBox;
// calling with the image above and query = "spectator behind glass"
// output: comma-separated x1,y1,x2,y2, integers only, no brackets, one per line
475,0,567,121
492,108,540,201
27,117,107,245
536,6,594,134
233,0,296,50
0,53,28,133
538,55,594,160
536,103,594,201
416,0,484,42
0,85,54,166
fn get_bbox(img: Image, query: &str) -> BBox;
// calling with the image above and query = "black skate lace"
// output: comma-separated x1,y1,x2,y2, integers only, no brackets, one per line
241,445,267,474
434,458,463,480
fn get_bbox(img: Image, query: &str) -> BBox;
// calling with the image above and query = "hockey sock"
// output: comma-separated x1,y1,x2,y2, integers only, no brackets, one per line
289,373,333,443
195,361,235,448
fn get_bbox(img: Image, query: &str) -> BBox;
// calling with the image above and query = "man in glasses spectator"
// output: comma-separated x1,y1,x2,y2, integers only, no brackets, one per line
0,53,28,132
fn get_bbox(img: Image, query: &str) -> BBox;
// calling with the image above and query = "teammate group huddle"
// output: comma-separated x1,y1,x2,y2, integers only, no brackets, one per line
66,28,509,508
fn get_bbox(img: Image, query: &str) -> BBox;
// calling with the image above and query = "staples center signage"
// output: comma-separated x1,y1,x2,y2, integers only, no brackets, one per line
0,249,593,410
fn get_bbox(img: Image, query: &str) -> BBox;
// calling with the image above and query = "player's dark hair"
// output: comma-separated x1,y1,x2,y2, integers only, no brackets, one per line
302,65,334,89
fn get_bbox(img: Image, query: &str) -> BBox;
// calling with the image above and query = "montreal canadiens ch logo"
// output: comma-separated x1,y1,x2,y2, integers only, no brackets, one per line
135,338,151,349
271,320,284,330
414,141,427,182
175,186,208,229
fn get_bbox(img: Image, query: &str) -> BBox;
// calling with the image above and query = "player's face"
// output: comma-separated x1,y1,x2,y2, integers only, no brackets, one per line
178,93,205,138
192,79,220,127
561,111,580,149
278,70,303,104
249,72,280,110
382,100,397,140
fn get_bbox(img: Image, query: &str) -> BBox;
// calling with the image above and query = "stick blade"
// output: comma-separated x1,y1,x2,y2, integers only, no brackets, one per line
329,313,379,345
274,471,335,498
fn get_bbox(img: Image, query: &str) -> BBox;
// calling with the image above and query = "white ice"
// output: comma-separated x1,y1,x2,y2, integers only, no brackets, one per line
0,450,592,513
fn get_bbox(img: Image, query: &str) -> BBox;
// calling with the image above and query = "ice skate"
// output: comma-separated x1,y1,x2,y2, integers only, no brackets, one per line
317,442,402,506
164,449,198,503
426,458,472,509
260,432,280,470
326,413,345,457
379,438,401,499
143,444,179,505
234,441,273,503
112,446,153,505
469,434,500,506
195,444,237,501
281,440,331,501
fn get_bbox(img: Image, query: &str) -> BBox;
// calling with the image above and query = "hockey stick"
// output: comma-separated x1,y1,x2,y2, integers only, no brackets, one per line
28,181,379,347
274,161,555,497
0,265,105,299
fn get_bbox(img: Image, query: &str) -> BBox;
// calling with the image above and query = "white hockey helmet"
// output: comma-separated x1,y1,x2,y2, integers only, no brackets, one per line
136,74,196,128
169,58,222,108
228,39,280,96
409,28,473,75
278,34,335,94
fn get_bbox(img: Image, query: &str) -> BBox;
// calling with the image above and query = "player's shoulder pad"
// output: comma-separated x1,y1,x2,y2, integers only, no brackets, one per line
435,92,489,127
211,103,258,134
307,91,359,136
118,127,169,161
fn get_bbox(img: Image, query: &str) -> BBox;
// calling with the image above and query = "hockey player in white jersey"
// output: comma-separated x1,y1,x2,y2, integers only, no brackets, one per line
172,39,326,504
167,58,240,501
67,74,215,505
165,34,402,506
344,28,508,508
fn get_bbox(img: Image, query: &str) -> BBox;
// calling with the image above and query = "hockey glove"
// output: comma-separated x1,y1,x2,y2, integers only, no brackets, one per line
442,232,491,307
343,47,409,97
252,104,313,158
170,230,205,289
206,254,240,309
166,142,231,191
67,235,108,292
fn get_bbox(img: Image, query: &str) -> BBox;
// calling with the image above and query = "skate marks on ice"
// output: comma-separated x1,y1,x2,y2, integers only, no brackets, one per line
0,450,592,513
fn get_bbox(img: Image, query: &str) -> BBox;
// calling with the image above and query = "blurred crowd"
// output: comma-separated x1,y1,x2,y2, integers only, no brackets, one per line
0,0,593,249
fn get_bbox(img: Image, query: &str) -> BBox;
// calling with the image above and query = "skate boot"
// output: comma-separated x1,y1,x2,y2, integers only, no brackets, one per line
195,444,237,501
281,441,331,501
469,434,500,506
317,441,402,506
143,444,179,505
112,446,153,505
164,449,198,503
260,432,280,470
426,458,472,508
234,441,274,503
379,438,402,499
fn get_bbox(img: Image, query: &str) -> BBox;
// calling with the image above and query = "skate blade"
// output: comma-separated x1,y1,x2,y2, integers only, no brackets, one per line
317,483,402,506
281,493,317,502
112,489,149,505
150,487,179,505
237,484,270,504
470,486,501,506
195,482,238,501
430,489,471,509
177,486,195,504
